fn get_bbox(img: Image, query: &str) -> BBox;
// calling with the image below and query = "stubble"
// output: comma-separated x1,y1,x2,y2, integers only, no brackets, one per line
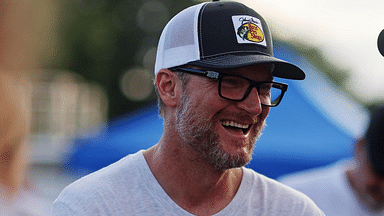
175,90,265,171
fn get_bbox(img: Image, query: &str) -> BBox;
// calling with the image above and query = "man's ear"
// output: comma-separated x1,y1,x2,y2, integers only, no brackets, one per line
156,69,179,108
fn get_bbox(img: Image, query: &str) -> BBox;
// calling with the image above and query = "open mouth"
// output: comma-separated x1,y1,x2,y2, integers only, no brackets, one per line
221,121,251,134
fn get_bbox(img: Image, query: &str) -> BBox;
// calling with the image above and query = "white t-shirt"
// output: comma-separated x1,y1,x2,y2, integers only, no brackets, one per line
52,150,324,216
279,158,384,216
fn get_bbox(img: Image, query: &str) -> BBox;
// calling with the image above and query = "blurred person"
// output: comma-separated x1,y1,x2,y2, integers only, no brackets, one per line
279,107,384,215
0,73,50,215
52,1,324,215
0,1,52,215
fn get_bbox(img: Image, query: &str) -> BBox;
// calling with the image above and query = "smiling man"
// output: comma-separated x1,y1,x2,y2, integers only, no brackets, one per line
52,1,324,215
169,65,273,172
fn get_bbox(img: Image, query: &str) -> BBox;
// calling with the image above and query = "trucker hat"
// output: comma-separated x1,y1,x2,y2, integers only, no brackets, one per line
365,107,384,177
154,1,305,80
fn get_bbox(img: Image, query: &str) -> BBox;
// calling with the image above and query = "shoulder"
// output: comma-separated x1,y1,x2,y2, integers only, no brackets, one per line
52,151,145,215
277,158,353,193
64,150,142,190
241,168,325,215
244,168,312,201
276,159,357,215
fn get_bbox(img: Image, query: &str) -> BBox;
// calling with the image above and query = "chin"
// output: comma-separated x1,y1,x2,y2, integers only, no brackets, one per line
208,142,255,171
209,127,261,171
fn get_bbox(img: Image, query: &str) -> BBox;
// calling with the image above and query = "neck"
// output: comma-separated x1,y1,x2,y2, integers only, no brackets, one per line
143,137,243,215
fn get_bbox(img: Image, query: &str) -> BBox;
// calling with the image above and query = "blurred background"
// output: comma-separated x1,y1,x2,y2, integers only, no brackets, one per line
1,0,383,211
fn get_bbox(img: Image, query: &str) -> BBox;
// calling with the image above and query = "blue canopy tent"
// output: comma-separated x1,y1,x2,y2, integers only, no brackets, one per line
65,42,369,179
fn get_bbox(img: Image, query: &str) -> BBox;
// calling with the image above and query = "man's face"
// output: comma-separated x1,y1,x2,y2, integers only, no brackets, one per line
175,65,272,171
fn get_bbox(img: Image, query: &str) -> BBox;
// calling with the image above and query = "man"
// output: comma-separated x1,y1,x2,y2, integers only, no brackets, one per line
52,1,324,215
279,107,384,215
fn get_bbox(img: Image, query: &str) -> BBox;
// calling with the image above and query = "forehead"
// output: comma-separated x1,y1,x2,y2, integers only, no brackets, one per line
218,64,274,81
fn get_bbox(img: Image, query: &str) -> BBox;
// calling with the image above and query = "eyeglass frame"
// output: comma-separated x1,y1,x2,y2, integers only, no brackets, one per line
169,67,288,107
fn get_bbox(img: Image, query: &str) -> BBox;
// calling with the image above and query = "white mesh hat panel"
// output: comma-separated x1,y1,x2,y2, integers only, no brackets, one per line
154,3,206,75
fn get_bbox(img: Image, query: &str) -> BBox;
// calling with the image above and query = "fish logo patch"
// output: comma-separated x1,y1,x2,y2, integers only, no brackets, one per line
232,15,267,47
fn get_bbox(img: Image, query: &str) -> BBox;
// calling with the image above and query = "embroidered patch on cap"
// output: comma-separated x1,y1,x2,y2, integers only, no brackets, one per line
232,15,267,47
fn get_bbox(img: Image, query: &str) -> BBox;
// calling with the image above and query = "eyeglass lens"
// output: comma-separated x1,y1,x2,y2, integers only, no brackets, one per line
220,76,283,106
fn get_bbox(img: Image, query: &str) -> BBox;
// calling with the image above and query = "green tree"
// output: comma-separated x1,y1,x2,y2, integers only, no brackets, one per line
48,0,195,119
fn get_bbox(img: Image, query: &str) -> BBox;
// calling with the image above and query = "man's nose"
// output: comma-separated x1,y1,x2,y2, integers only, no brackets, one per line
236,87,262,116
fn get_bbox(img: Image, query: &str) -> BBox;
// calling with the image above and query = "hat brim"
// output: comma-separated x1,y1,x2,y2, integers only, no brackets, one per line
189,53,305,80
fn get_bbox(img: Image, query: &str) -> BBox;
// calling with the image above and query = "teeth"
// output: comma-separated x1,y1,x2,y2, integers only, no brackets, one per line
221,121,250,129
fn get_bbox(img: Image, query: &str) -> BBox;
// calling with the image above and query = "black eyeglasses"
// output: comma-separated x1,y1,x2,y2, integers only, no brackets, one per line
171,67,288,107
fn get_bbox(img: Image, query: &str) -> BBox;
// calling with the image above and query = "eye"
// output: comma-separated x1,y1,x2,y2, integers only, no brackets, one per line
221,76,247,88
259,83,272,95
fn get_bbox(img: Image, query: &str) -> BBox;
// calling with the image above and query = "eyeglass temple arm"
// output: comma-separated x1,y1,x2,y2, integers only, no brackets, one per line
176,68,219,79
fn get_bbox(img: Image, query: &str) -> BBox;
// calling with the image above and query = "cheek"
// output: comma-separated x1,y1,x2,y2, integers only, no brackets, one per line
359,164,380,187
192,83,221,105
188,79,215,96
260,106,270,120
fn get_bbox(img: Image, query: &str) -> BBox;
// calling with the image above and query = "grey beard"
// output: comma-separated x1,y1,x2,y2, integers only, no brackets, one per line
175,91,263,171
